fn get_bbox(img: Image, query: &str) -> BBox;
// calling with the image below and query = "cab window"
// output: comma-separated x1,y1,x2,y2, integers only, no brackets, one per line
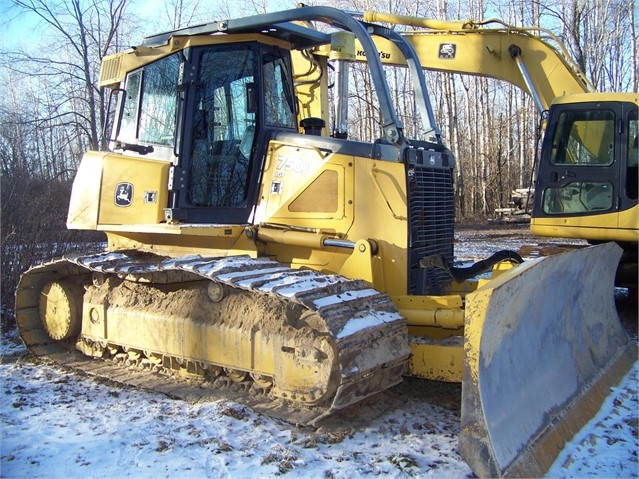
118,53,181,146
542,181,613,214
627,109,638,199
187,46,255,207
549,110,615,166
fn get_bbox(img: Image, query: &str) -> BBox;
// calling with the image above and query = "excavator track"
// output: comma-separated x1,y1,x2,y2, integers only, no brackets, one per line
16,251,410,425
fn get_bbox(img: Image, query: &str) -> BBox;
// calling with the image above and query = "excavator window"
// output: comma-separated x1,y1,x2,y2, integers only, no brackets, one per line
541,107,618,215
542,180,614,214
549,109,615,166
538,102,638,217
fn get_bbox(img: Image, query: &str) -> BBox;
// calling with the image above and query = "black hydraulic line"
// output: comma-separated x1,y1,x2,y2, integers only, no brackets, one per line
420,250,524,283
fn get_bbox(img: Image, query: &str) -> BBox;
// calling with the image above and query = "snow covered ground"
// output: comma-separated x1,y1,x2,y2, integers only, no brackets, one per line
2,227,637,478
1,331,470,479
1,331,636,478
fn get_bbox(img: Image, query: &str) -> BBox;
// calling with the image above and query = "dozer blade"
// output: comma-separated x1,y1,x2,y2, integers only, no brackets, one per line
459,242,637,478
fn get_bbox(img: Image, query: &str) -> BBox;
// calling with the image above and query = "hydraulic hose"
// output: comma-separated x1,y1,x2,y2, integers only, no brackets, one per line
420,250,524,283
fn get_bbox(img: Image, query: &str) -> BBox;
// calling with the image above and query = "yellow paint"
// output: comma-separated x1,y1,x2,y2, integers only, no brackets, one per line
531,206,639,243
408,339,463,382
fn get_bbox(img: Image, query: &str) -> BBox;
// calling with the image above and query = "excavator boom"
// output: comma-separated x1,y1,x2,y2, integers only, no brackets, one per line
359,11,594,110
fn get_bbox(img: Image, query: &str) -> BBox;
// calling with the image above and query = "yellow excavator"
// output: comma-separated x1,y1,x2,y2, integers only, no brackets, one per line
15,6,636,478
363,11,638,288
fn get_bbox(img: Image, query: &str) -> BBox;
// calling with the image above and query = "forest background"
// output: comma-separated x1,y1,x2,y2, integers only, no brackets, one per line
0,0,637,318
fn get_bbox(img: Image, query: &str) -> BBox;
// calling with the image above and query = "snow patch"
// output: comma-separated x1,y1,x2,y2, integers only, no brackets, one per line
337,311,404,339
313,288,379,308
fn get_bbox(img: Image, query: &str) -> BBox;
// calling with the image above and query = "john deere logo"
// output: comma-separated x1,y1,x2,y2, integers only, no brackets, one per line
115,182,133,207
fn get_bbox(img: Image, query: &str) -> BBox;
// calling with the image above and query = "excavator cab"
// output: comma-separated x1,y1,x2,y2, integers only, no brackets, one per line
531,94,639,244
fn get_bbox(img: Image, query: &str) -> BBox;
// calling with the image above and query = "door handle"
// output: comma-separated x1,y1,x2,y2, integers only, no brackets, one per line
559,171,576,181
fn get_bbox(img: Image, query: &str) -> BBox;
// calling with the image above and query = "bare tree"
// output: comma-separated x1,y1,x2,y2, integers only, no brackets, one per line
161,0,201,29
538,0,635,92
214,0,295,18
0,0,136,321
4,0,134,152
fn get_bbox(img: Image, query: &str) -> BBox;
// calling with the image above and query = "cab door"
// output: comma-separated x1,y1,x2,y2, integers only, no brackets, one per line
620,106,638,231
533,101,637,240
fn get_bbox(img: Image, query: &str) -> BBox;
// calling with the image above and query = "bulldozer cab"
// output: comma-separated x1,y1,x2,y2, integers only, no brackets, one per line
103,8,429,226
112,42,298,224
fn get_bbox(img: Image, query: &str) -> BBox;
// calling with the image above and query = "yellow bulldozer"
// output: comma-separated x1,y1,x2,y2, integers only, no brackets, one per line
15,6,636,477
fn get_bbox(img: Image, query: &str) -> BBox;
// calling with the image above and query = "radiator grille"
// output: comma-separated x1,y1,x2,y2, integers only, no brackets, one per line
407,164,455,294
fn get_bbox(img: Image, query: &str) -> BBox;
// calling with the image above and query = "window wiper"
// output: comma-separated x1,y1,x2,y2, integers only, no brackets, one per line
114,141,154,155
